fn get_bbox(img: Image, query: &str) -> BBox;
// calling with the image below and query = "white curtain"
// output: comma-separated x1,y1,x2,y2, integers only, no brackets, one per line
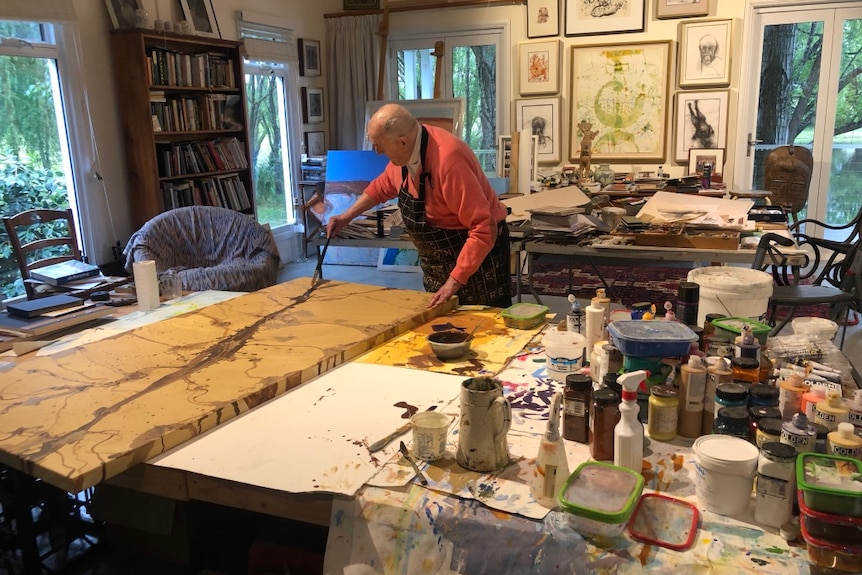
325,14,382,150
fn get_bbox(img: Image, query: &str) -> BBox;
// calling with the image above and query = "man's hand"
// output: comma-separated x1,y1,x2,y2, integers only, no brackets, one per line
326,214,350,238
428,276,461,308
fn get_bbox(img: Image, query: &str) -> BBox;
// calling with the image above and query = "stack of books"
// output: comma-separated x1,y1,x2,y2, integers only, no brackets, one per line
302,156,327,182
30,260,100,286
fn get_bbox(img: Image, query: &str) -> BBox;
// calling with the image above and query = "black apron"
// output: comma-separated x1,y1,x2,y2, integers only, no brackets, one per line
399,127,512,307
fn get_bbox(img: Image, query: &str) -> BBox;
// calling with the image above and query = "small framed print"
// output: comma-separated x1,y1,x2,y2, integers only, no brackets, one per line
304,130,326,156
104,0,143,30
679,19,732,87
688,148,725,177
656,0,710,20
565,0,645,36
515,97,562,164
298,38,321,77
180,0,220,38
302,87,324,124
675,89,728,162
526,0,560,38
519,40,560,96
497,135,512,178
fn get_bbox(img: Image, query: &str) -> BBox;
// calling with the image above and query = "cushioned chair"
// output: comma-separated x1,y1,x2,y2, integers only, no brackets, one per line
123,206,280,292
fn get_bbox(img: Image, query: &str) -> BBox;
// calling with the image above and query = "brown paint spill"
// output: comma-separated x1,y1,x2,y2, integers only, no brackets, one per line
672,453,684,471
394,401,418,419
638,544,653,566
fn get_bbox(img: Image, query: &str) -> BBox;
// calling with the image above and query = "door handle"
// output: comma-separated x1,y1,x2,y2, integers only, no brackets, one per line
747,133,763,157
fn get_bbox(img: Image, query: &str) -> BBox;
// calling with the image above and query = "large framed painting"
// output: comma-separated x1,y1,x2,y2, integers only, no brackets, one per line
674,89,729,162
565,0,645,36
515,97,562,164
569,41,672,162
518,40,561,96
363,99,463,149
678,19,732,87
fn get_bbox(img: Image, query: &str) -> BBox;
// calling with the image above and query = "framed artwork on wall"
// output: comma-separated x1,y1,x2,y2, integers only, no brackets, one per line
569,41,671,162
515,97,562,164
304,130,326,156
674,89,729,162
299,39,321,77
526,0,560,38
302,87,324,124
518,40,560,96
565,0,645,36
104,0,142,30
678,19,732,87
363,99,463,148
180,0,220,38
688,148,725,177
656,0,710,20
497,135,512,178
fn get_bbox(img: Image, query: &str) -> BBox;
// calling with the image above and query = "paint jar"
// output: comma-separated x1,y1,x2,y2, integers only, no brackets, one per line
543,330,587,382
810,422,829,454
604,344,623,377
589,387,620,462
801,387,827,421
847,389,862,432
713,382,748,424
731,356,761,384
648,385,679,441
714,406,750,438
676,281,700,328
563,374,591,444
780,412,816,453
778,373,809,421
703,357,733,435
754,442,797,528
827,422,862,459
693,435,759,517
813,389,849,432
749,406,782,439
755,418,783,448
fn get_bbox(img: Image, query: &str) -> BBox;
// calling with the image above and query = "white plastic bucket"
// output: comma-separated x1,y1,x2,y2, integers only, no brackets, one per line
693,435,759,516
687,267,773,326
543,330,586,382
792,317,839,341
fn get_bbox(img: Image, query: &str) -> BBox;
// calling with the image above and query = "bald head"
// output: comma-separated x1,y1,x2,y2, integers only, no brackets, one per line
367,103,420,165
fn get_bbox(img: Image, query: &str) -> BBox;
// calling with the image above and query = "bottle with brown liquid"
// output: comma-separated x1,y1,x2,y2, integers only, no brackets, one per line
589,387,620,461
563,374,591,444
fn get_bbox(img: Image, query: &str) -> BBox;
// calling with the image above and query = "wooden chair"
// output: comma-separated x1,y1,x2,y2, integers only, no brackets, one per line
2,208,82,299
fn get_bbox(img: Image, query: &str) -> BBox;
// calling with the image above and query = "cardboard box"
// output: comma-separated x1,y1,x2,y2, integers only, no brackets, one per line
618,227,740,250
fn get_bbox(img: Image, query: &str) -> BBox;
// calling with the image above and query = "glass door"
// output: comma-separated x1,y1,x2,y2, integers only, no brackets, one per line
738,5,862,238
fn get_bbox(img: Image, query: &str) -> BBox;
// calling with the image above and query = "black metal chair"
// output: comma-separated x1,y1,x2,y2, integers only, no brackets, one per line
754,233,860,347
789,204,862,287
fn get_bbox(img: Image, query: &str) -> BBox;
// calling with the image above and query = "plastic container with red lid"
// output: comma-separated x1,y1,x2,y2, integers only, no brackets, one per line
797,490,862,546
627,493,699,551
800,511,862,573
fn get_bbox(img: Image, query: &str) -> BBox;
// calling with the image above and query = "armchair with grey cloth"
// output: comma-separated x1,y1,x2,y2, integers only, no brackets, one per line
123,206,280,292
754,232,860,348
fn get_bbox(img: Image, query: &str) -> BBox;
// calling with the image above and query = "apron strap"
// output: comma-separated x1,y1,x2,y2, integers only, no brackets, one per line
401,126,430,199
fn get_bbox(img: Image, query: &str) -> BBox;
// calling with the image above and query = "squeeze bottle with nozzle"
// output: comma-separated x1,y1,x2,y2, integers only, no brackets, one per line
614,370,647,474
532,391,569,507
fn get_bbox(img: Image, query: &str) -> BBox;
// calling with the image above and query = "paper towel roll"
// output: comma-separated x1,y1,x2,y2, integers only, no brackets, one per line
584,304,605,366
133,260,160,312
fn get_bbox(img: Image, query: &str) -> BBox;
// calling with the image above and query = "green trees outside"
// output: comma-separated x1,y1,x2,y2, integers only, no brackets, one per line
245,73,288,228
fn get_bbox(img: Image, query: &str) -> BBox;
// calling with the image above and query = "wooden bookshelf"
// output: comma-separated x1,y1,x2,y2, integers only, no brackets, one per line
110,30,255,229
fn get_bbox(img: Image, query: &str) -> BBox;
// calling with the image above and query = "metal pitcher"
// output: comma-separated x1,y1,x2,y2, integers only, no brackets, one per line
456,377,511,472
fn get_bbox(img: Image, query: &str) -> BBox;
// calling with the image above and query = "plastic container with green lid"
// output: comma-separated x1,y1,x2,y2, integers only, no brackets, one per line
796,452,862,517
711,317,772,345
500,303,549,329
557,460,644,537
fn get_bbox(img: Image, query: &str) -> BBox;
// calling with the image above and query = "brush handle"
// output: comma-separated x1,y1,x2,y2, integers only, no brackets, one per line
368,421,412,453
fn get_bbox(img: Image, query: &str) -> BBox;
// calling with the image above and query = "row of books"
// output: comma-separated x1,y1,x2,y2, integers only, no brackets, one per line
301,156,327,182
151,93,241,133
161,174,251,212
156,137,248,178
147,48,236,89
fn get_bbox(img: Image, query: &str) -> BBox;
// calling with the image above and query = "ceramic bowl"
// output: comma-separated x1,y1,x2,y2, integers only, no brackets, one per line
427,331,472,361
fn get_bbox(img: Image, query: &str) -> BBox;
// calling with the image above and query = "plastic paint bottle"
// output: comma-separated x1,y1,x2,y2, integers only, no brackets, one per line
678,355,707,438
703,357,733,435
827,422,862,459
780,412,815,453
532,391,569,508
778,373,809,421
584,304,605,366
813,389,849,432
566,295,583,334
800,386,826,421
848,389,862,432
614,370,647,473
591,288,611,337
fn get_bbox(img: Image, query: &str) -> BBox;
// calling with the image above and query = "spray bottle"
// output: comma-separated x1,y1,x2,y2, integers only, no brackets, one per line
614,370,648,474
532,391,569,507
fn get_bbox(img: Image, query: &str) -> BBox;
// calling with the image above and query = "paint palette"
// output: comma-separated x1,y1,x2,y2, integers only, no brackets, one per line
627,493,699,551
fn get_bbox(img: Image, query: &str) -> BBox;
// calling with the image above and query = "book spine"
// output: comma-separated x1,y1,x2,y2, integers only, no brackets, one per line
32,268,98,286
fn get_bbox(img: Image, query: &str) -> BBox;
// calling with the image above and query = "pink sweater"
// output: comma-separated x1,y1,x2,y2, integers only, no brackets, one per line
364,125,508,285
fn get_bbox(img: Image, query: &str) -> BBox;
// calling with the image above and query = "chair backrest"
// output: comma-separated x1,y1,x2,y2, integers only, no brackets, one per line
752,232,804,286
763,145,813,223
2,208,82,299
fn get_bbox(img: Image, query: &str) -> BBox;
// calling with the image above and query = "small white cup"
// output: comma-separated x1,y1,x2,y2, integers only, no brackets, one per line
411,412,452,461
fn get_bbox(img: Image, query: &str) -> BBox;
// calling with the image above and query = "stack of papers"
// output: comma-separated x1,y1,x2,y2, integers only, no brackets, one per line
528,207,609,236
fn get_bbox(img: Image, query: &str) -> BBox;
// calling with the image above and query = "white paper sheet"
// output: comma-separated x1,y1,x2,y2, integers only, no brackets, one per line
502,186,591,223
636,191,753,228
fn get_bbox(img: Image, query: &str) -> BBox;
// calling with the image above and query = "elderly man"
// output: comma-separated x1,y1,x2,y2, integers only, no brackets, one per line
326,104,512,309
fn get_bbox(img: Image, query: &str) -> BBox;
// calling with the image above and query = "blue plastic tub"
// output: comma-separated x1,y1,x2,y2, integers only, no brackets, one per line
607,321,698,357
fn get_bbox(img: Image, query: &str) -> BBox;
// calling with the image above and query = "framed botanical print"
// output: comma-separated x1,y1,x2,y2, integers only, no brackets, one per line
302,87,324,124
569,41,671,162
675,89,729,162
656,0,710,20
515,97,562,164
526,0,560,38
565,0,645,36
678,19,732,87
518,40,561,96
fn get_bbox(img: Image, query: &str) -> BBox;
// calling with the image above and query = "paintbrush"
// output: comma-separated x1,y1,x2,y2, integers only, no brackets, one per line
399,440,428,486
297,234,333,301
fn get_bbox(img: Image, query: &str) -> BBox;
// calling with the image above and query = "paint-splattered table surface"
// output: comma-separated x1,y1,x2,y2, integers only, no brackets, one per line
324,339,814,574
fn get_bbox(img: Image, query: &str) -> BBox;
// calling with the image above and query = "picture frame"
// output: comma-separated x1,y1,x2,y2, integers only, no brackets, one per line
304,130,326,156
565,0,645,36
180,0,220,38
298,39,322,77
678,19,732,87
569,41,671,162
515,97,562,164
674,89,729,162
344,0,380,9
302,87,325,124
519,40,560,96
526,0,560,38
363,98,463,148
656,0,710,20
688,148,725,177
104,0,143,30
497,135,512,178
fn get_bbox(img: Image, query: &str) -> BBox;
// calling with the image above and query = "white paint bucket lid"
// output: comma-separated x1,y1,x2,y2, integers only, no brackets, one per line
687,266,773,294
693,435,759,476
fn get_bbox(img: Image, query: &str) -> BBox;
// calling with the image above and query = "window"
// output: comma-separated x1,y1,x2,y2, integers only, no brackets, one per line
0,16,94,300
390,25,509,174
